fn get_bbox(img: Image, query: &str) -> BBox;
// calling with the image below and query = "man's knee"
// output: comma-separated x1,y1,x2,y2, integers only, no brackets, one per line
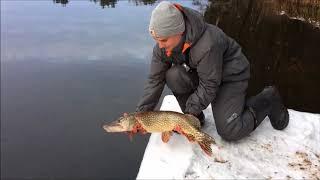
216,126,242,142
165,65,182,85
214,113,243,142
214,111,254,142
165,65,195,94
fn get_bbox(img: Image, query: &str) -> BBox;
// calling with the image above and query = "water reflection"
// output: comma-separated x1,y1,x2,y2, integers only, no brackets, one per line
128,0,157,6
53,0,69,7
54,0,158,7
204,0,320,112
91,0,117,8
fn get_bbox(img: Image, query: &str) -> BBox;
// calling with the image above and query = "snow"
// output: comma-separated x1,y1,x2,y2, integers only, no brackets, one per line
136,95,320,179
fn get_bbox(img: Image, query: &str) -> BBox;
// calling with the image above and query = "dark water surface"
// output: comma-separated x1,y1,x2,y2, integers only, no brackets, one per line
205,0,320,112
1,0,319,179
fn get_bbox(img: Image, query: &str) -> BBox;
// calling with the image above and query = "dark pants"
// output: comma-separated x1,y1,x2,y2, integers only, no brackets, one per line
165,65,255,141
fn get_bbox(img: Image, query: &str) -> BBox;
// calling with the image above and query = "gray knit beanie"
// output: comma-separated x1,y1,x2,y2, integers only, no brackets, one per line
149,1,185,38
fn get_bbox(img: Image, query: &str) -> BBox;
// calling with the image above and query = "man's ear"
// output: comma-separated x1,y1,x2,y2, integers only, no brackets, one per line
150,29,157,37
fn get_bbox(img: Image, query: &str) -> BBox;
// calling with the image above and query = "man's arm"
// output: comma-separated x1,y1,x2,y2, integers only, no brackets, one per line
136,46,170,112
185,42,224,115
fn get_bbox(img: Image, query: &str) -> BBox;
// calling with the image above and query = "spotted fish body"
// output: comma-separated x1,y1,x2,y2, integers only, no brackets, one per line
103,111,216,156
136,111,199,131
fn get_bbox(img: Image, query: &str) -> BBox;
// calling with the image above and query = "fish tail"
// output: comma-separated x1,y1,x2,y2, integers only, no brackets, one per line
197,133,215,156
203,132,215,144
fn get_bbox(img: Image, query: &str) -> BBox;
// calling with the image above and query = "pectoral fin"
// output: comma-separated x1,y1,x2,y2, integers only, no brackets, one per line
126,131,134,142
161,131,173,143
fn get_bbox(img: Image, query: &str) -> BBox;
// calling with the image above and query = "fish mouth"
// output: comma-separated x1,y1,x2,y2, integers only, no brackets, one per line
103,121,125,132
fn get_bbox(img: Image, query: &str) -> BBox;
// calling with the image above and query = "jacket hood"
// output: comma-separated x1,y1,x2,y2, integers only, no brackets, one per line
174,3,207,46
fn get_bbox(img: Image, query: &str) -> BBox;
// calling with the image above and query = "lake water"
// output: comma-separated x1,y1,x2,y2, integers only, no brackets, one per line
1,0,319,179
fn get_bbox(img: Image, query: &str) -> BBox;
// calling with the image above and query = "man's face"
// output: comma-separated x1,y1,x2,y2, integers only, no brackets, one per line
152,33,183,51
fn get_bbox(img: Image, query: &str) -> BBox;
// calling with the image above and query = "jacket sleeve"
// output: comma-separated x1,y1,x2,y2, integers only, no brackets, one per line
136,46,170,112
185,42,224,115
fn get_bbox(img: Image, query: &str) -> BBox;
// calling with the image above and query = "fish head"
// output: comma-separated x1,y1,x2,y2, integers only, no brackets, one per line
103,112,136,132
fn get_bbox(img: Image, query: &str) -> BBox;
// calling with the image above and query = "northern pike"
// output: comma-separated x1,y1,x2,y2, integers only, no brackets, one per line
103,111,216,156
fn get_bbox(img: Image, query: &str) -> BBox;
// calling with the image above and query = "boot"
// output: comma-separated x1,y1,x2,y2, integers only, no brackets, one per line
247,86,289,130
268,87,290,130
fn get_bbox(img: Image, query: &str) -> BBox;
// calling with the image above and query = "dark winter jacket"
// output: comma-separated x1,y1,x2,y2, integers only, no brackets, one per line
136,4,250,115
